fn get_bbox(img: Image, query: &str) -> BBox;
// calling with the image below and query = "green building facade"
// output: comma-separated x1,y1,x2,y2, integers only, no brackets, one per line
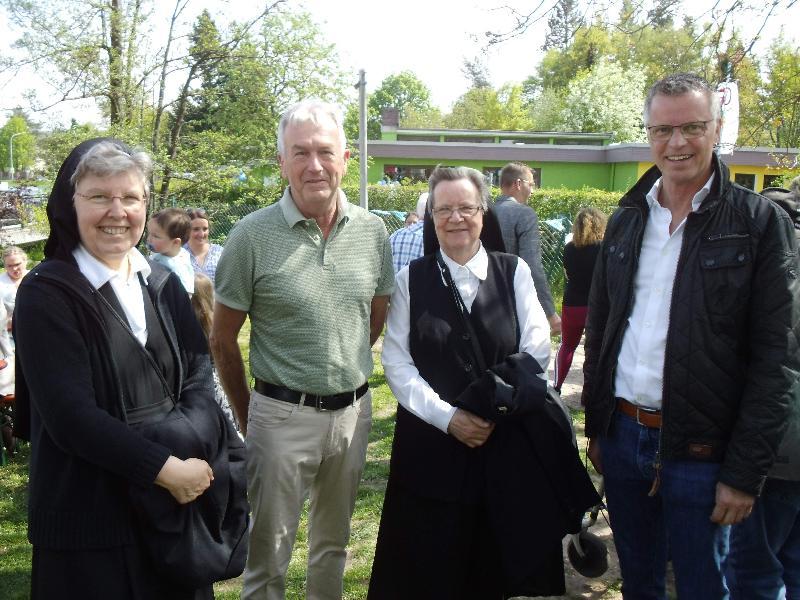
367,124,797,193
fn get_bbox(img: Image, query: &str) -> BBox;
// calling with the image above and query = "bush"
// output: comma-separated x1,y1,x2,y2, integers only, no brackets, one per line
342,183,428,213
529,187,621,220
344,184,622,220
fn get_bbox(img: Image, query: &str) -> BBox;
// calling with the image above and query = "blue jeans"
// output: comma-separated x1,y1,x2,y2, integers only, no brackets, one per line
727,478,800,599
600,411,730,599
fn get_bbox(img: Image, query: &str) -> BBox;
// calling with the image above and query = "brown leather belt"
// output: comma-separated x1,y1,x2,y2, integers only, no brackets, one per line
254,379,368,411
616,397,662,429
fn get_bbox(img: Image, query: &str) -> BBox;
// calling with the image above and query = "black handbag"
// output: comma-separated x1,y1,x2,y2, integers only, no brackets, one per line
97,283,250,587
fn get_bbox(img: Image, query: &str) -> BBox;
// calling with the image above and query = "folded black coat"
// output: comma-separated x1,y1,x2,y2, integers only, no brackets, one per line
455,352,601,593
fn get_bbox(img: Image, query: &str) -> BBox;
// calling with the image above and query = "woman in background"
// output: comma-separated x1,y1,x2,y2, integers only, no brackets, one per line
553,207,607,393
0,246,29,332
184,208,223,284
0,247,29,458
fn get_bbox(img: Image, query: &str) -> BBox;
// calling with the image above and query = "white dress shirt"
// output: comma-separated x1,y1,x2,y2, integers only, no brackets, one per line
381,245,551,433
614,175,714,409
73,245,152,345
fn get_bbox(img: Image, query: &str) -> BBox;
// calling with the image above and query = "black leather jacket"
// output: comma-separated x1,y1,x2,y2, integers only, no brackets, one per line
583,155,800,496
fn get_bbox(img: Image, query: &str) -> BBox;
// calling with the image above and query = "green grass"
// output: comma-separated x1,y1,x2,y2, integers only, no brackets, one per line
0,443,32,600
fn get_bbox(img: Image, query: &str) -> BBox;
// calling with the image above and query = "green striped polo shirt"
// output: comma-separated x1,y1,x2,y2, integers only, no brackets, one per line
215,187,395,395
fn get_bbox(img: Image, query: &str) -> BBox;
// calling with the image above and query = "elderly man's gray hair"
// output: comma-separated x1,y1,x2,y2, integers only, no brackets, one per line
277,99,347,156
427,166,490,212
643,73,721,125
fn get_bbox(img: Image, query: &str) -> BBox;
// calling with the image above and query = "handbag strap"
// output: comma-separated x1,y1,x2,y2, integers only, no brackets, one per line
95,277,177,410
435,251,488,375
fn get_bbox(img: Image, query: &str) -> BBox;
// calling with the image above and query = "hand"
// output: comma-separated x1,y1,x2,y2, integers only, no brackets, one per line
587,437,603,474
548,313,562,336
155,456,214,504
447,408,495,448
710,482,755,525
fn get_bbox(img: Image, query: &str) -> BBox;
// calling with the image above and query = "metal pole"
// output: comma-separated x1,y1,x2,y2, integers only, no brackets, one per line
358,69,368,210
8,132,23,180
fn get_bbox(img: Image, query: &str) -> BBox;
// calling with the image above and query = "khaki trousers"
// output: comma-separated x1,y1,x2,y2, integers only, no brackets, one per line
241,389,372,600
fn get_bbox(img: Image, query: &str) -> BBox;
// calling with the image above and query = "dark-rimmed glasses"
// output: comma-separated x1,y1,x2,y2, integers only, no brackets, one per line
646,120,712,141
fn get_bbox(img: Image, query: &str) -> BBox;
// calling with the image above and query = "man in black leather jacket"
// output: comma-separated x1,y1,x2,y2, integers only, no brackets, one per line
582,73,800,598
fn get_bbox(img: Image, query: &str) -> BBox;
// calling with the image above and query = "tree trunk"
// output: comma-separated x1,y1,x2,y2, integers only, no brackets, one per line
108,0,124,124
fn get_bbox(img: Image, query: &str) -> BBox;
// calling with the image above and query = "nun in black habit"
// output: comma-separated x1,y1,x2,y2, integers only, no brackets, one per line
369,166,599,599
13,138,240,599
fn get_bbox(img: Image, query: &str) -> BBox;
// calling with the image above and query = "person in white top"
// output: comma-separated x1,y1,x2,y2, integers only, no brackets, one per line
0,246,29,333
583,73,800,598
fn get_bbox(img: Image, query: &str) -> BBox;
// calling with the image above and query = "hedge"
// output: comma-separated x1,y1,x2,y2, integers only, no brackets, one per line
342,184,623,220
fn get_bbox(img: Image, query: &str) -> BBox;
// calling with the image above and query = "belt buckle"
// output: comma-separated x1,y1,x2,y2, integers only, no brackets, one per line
635,405,657,427
304,393,325,411
310,390,357,411
310,393,333,412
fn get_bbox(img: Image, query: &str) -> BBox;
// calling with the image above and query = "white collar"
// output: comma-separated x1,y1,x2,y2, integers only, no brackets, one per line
646,173,715,213
440,243,488,281
73,245,151,289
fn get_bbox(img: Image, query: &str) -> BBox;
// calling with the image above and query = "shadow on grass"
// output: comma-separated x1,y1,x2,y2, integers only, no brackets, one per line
368,411,395,444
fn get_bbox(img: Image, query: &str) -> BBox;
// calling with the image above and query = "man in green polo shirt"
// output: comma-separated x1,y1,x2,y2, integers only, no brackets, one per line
211,99,394,600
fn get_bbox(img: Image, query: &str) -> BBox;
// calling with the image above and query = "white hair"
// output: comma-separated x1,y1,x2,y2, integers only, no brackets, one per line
277,99,347,156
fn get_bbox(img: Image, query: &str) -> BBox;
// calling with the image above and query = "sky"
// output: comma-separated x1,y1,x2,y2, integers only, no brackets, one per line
1,0,798,129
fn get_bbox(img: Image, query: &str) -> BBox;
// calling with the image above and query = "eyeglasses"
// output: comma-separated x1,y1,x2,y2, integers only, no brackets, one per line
75,192,146,209
432,205,483,219
646,120,712,141
519,179,534,186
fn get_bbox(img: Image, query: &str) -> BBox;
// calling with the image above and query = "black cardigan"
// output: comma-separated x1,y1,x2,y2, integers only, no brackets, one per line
14,258,213,549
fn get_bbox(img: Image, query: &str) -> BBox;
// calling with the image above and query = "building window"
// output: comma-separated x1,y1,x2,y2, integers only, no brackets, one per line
763,174,784,189
734,173,756,190
384,165,451,183
396,135,440,142
552,138,605,146
443,136,495,143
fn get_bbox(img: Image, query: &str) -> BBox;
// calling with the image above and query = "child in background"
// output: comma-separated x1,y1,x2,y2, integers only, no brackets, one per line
146,208,195,294
191,273,241,436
